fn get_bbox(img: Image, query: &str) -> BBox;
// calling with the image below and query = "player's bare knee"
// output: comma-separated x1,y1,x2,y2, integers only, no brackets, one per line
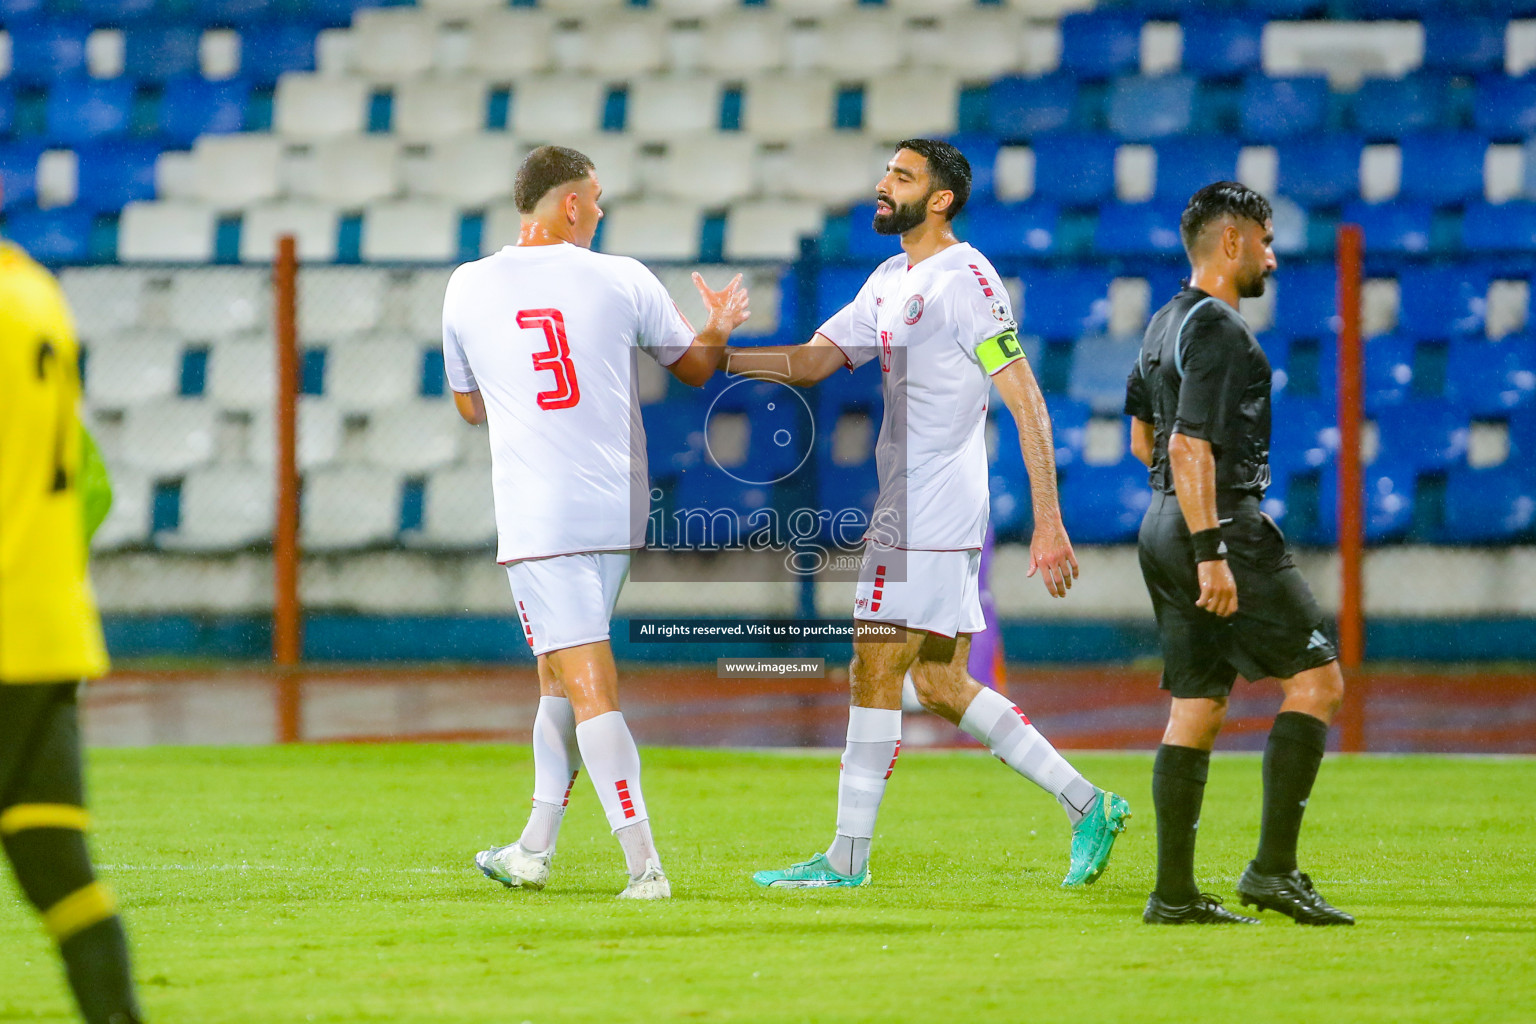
1165,696,1227,748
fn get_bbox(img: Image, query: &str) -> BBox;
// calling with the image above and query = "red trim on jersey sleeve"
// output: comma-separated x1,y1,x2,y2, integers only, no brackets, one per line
819,332,857,371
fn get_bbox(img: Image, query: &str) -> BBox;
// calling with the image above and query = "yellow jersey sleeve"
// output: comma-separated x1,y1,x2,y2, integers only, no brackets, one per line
0,242,109,683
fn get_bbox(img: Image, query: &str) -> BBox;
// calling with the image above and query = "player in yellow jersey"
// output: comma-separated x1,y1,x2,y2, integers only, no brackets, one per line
1,226,145,1023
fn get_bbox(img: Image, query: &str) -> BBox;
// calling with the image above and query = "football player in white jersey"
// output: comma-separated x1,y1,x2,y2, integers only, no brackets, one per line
729,140,1131,890
446,145,750,900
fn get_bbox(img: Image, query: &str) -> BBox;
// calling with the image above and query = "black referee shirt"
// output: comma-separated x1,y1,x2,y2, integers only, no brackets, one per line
1124,286,1273,509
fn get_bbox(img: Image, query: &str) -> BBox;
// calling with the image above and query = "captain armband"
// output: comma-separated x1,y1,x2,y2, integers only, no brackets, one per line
975,329,1028,376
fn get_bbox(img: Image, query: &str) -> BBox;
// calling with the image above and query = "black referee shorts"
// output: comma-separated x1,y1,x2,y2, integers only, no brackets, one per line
1138,493,1338,700
0,683,85,808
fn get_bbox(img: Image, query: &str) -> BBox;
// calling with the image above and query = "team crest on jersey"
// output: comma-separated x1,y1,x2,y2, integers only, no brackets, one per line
990,299,1013,324
903,294,925,324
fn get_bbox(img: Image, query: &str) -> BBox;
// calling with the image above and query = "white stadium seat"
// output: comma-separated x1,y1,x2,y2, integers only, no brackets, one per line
363,399,463,473
480,202,525,255
189,134,284,208
405,268,454,338
117,201,216,261
916,11,1033,79
60,268,147,339
656,136,757,206
464,10,555,78
250,399,345,470
325,339,423,411
511,75,605,138
90,468,152,551
558,135,640,198
362,200,460,262
1007,0,1094,13
778,136,888,205
537,0,629,10
405,135,519,206
301,466,401,550
153,149,197,201
273,74,369,139
297,266,388,338
864,72,961,139
724,199,823,262
1261,21,1424,88
286,137,401,206
773,0,859,13
119,399,219,475
168,267,268,338
626,75,722,138
392,77,486,141
348,8,439,81
206,338,274,411
742,74,836,139
816,13,906,77
697,12,787,76
83,338,181,407
411,465,497,548
239,201,340,262
653,0,740,13
418,0,505,14
564,15,669,77
888,0,979,12
158,464,275,551
599,200,703,261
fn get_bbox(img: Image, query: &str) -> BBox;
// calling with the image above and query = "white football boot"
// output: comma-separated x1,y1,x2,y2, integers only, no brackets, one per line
476,841,552,891
616,859,671,900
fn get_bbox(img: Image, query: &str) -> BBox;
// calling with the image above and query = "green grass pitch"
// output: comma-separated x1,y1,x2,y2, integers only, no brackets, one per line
2,745,1534,1023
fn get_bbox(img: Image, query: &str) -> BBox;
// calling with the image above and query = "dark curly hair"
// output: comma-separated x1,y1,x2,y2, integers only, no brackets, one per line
894,138,972,221
1179,181,1272,256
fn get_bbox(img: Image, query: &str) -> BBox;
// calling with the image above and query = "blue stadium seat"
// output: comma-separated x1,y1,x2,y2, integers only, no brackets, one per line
1180,17,1264,79
1397,132,1487,206
816,453,879,537
1031,134,1117,205
1093,202,1185,257
989,396,1090,536
1462,201,1536,251
297,0,396,29
642,397,707,479
77,0,160,22
843,203,900,262
124,26,202,81
1244,0,1328,13
0,145,41,210
7,23,90,85
1068,334,1143,413
1152,136,1241,202
947,133,998,199
1364,334,1420,408
1017,268,1113,339
1268,334,1338,398
193,0,278,26
1058,458,1152,544
1374,400,1470,471
1440,465,1536,542
1059,12,1144,82
1318,459,1416,543
1271,265,1339,339
1241,75,1330,141
45,80,135,145
1268,395,1338,477
239,24,320,85
986,75,1077,140
1276,137,1362,208
160,77,250,144
75,140,159,212
672,469,774,539
961,201,1057,258
1107,75,1196,142
1352,75,1451,138
1340,200,1433,254
0,0,44,21
1423,18,1506,75
815,267,875,325
811,364,881,420
1397,265,1489,337
0,84,14,138
1473,75,1536,140
2,207,93,264
1446,335,1536,414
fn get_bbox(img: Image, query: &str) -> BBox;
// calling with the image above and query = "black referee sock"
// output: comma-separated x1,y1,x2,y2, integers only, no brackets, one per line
1152,743,1210,905
1255,710,1329,875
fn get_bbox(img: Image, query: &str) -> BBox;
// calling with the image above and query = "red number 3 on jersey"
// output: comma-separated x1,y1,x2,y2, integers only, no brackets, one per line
518,308,581,410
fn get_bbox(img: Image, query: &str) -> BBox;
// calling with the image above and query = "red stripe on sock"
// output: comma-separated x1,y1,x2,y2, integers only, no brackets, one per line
1013,705,1031,727
616,779,636,819
884,740,901,779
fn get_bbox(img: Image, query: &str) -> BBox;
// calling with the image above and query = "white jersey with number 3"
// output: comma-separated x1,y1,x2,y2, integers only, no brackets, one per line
442,242,693,563
818,242,1017,552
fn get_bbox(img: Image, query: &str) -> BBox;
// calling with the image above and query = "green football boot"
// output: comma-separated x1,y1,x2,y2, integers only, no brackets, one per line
1061,790,1131,888
753,853,871,889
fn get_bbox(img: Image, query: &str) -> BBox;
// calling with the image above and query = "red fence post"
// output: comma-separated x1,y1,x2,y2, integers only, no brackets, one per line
1336,223,1366,752
273,235,303,742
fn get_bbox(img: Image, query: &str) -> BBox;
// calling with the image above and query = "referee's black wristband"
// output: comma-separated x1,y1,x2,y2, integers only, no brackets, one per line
1191,527,1227,563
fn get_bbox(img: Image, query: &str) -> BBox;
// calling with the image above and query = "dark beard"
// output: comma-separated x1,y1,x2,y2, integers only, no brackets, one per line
1238,267,1269,299
872,197,928,236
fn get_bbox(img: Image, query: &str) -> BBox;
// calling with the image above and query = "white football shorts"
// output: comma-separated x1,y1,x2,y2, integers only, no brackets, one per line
505,551,631,657
852,542,985,638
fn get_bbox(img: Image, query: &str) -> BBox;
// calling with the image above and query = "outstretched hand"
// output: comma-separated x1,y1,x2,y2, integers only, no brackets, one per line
1027,518,1080,598
693,272,750,333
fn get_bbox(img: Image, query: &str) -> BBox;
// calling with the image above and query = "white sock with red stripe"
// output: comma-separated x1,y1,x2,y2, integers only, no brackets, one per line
825,705,902,877
519,696,581,854
959,687,1097,825
574,710,660,878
